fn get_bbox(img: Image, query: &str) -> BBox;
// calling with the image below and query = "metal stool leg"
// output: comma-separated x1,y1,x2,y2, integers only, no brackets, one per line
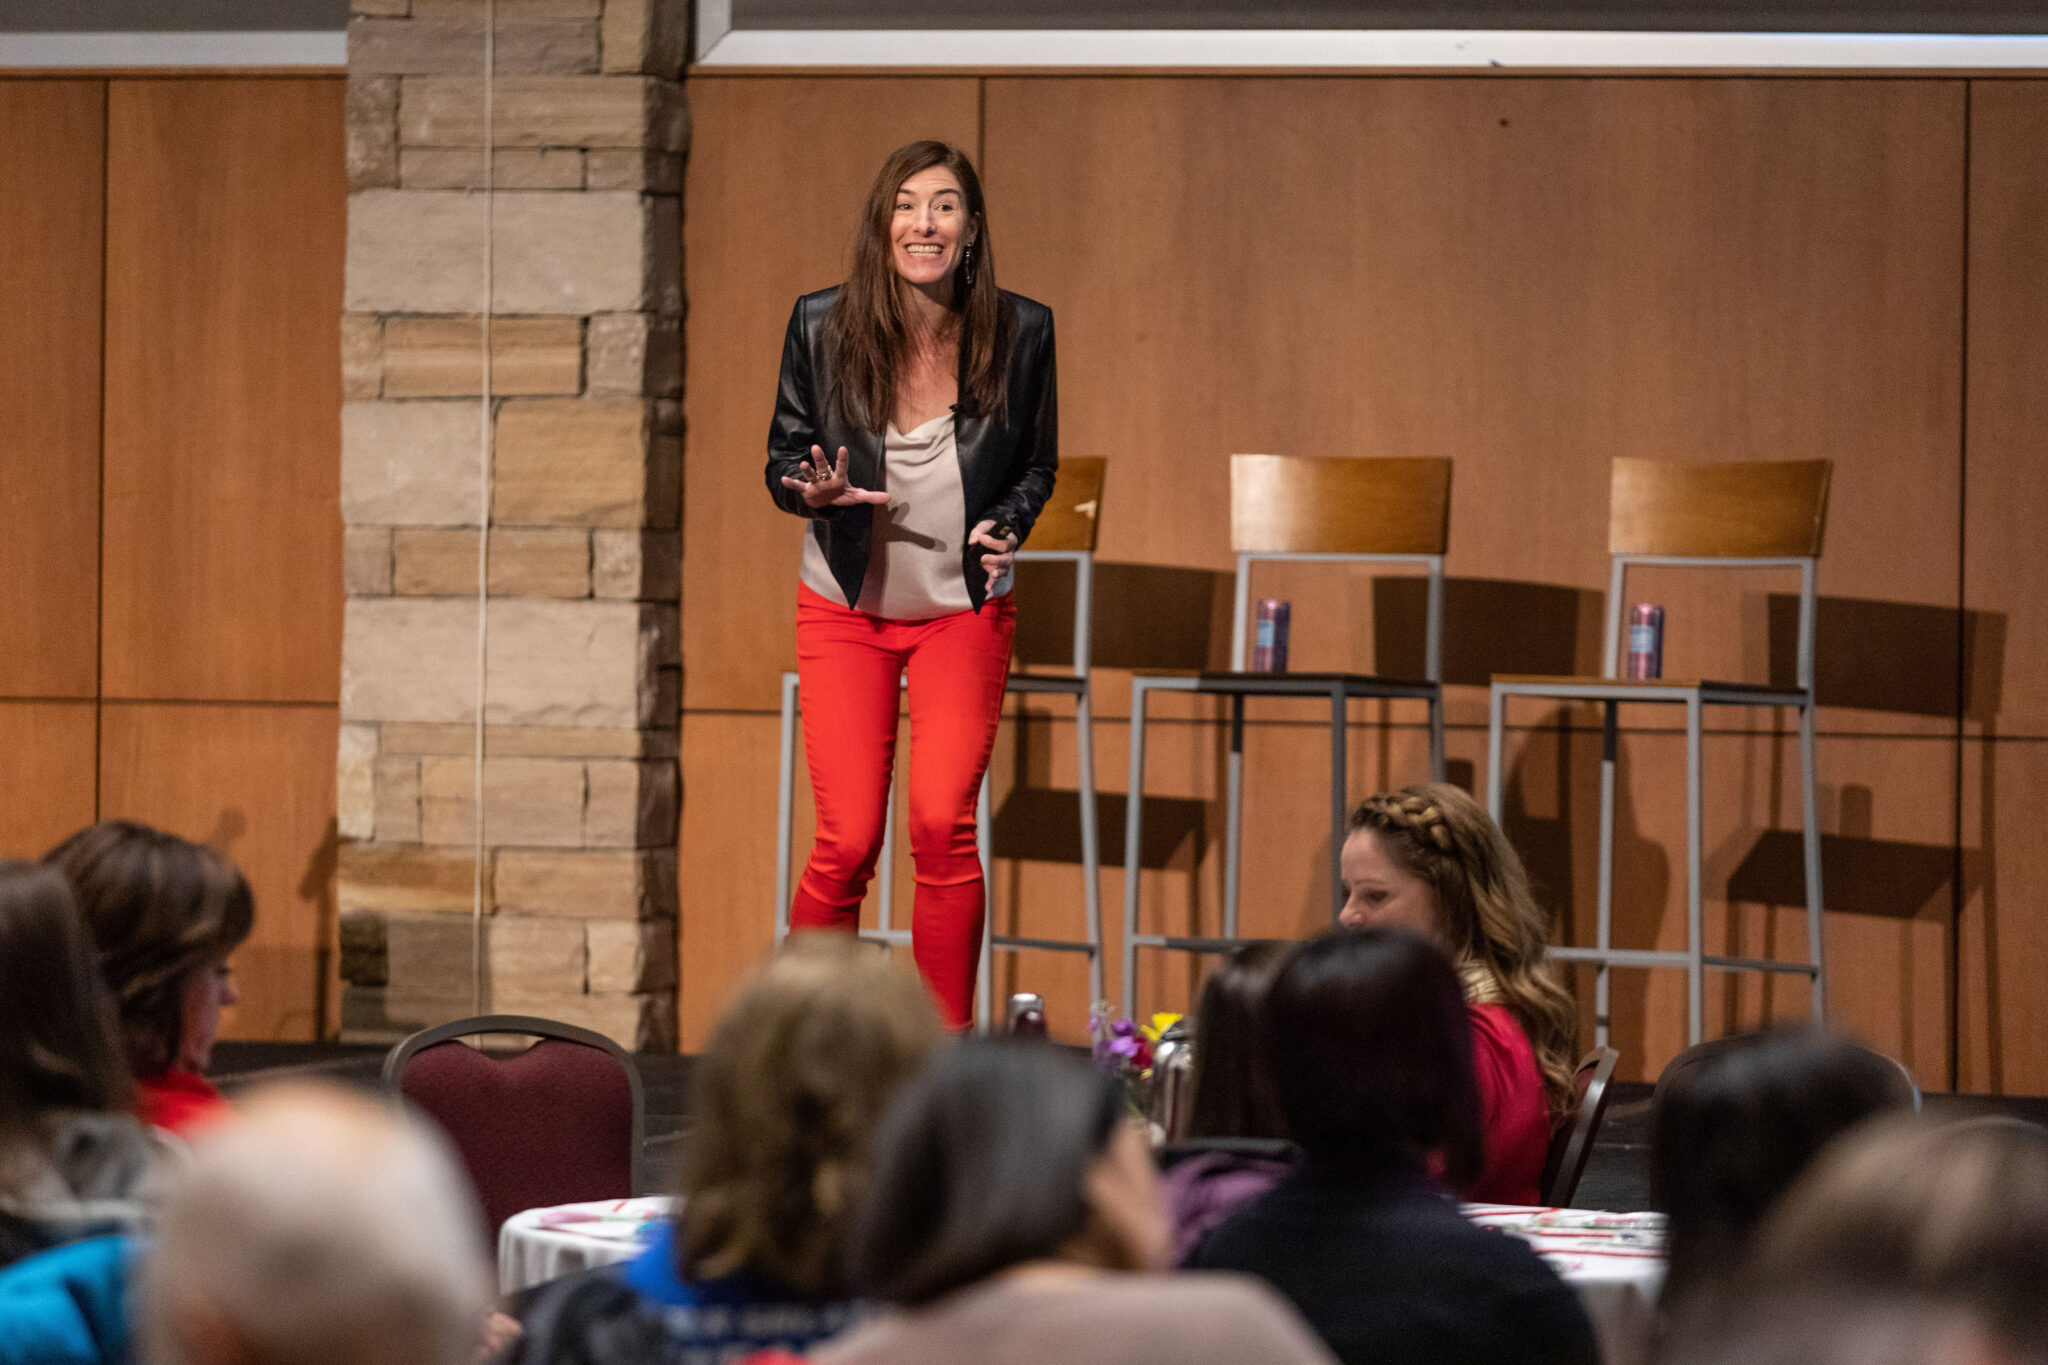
1596,700,1618,1049
1800,699,1825,1020
1223,694,1246,942
1428,689,1446,784
1485,686,1508,820
775,672,799,943
1330,681,1348,921
1076,686,1105,1007
1121,680,1151,1019
1685,694,1705,1045
977,771,993,1033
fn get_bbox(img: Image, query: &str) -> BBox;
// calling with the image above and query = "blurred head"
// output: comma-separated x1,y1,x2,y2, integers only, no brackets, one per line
141,1083,492,1365
679,935,941,1296
1750,1114,2048,1352
1186,941,1290,1142
1342,784,1577,1119
45,821,253,1079
850,1041,1170,1305
1661,1287,2024,1365
1650,1028,1916,1313
0,861,134,1163
1259,928,1483,1185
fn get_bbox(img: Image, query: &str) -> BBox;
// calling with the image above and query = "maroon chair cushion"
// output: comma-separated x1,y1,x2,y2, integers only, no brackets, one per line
400,1037,634,1233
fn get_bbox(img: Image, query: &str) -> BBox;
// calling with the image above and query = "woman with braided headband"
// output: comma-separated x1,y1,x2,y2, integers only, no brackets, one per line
1339,783,1577,1204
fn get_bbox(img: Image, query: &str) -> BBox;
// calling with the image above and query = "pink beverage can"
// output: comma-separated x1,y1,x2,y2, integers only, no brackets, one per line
1625,603,1665,681
1253,599,1291,672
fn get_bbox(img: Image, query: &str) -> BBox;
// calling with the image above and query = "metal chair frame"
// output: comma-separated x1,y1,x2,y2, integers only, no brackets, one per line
1541,1044,1620,1208
1485,551,1824,1048
381,1012,647,1196
773,546,1104,1030
1120,547,1446,1016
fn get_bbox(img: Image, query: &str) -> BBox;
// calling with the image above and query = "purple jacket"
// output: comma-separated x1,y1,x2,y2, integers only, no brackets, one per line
1161,1149,1295,1266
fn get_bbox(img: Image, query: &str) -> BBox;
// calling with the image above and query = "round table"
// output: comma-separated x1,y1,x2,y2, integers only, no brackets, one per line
500,1195,1667,1365
497,1196,672,1295
1464,1204,1667,1365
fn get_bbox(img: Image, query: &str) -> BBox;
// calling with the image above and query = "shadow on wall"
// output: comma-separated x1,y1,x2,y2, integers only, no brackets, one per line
1764,593,2007,721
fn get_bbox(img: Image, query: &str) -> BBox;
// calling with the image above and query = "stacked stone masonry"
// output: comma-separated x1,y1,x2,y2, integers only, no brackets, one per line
338,0,687,1050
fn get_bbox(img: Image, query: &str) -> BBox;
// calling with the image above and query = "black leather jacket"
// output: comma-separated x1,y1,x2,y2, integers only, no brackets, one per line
765,286,1058,612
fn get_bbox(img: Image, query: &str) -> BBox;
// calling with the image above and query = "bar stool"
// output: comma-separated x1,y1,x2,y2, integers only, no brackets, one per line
1484,457,1831,1047
1120,454,1450,1017
773,458,1110,1028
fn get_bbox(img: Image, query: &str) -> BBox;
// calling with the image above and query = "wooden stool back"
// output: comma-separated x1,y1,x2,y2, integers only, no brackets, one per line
1610,458,1832,558
1026,456,1107,553
1230,454,1452,556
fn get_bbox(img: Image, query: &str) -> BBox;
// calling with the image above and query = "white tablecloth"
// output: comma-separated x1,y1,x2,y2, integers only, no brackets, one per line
1464,1204,1667,1365
498,1196,673,1295
501,1195,1667,1365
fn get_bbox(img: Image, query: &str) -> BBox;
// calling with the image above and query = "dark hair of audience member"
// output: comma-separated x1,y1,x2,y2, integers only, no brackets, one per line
43,820,254,1079
848,1041,1130,1306
1258,927,1483,1185
1747,1114,2048,1354
1186,941,1290,1142
1648,1027,1915,1315
0,861,135,1165
678,934,940,1297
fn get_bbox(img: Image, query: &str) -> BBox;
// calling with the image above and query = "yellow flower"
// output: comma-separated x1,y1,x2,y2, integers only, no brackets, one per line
1140,1011,1183,1043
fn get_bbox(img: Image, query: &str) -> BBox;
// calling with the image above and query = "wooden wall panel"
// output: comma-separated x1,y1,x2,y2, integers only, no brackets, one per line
1955,82,2048,1090
1963,82,2048,743
680,77,981,716
102,78,345,704
0,81,103,700
98,702,340,1043
983,77,1964,737
0,701,99,860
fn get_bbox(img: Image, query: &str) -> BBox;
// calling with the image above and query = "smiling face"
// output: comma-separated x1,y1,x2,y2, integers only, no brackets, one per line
1339,829,1443,942
890,165,972,290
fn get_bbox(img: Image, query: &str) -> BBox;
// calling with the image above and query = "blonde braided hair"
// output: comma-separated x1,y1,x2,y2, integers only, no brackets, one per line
1348,783,1578,1124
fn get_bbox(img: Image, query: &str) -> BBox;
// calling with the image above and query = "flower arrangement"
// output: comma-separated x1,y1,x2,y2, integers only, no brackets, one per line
1089,1006,1183,1119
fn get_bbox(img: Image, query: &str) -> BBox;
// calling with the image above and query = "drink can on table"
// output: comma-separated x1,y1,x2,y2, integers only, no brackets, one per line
1625,603,1664,681
1006,992,1046,1038
1253,599,1291,672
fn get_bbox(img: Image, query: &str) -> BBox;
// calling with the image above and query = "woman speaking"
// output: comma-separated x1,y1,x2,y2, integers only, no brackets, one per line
768,141,1057,1031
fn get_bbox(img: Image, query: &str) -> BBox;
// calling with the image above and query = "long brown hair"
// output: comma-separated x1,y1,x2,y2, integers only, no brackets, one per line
826,140,1014,434
1187,941,1290,1141
677,934,940,1296
0,861,135,1162
1348,783,1579,1124
45,820,255,1079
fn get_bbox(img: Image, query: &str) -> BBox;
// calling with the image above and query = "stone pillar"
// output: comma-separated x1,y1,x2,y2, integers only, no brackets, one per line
335,0,687,1050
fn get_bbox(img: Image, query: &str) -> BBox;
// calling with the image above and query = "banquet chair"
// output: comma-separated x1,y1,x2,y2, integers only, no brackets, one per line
1486,458,1832,1047
1121,454,1450,1015
773,458,1111,1028
1541,1045,1620,1208
383,1014,644,1233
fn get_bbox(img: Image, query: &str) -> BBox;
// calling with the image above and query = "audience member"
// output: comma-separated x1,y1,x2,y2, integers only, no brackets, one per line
139,1082,493,1365
1649,1027,1914,1320
1341,784,1576,1203
1747,1113,2048,1355
0,861,157,1271
817,1041,1336,1365
44,821,254,1136
1657,1287,2023,1365
1191,928,1598,1365
514,935,942,1363
1159,940,1295,1263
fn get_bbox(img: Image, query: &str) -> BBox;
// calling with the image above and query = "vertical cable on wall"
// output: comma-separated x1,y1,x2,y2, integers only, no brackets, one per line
472,0,496,1016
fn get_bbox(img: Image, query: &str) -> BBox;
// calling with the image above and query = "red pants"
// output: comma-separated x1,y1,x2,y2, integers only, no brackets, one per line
789,582,1015,1029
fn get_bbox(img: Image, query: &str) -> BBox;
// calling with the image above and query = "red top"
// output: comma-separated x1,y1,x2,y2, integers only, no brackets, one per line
137,1068,231,1137
1464,1003,1551,1205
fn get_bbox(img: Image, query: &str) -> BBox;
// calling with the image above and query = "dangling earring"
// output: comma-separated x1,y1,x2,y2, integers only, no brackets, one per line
960,238,978,292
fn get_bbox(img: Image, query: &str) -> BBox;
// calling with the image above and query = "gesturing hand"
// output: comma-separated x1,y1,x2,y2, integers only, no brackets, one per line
782,445,889,509
969,518,1020,594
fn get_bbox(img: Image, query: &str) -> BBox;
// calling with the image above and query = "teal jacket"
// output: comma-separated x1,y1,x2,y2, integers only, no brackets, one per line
0,1235,133,1365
